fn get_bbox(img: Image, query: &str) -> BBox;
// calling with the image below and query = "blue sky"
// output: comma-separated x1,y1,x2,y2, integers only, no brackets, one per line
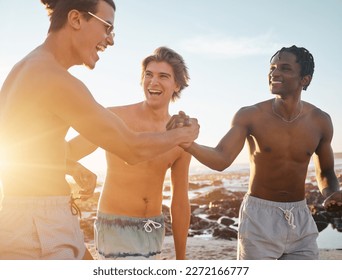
1,0,341,174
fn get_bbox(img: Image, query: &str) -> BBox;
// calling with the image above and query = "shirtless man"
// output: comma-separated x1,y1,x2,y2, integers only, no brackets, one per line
168,45,342,259
0,0,198,260
68,46,192,259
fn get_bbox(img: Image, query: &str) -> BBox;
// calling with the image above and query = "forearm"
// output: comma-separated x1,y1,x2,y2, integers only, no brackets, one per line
321,180,340,198
124,128,196,165
67,137,98,161
65,159,79,176
317,169,340,198
171,202,190,260
186,142,232,171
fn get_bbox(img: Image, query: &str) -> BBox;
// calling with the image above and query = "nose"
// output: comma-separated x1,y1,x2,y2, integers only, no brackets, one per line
106,32,115,46
149,76,159,85
269,67,280,77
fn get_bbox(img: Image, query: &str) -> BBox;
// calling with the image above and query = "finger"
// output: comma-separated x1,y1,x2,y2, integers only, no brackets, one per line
79,194,93,201
166,115,177,130
184,116,190,126
178,111,187,117
176,122,184,128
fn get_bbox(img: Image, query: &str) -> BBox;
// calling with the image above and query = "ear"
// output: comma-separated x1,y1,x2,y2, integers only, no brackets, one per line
301,75,312,88
67,10,83,31
175,84,181,93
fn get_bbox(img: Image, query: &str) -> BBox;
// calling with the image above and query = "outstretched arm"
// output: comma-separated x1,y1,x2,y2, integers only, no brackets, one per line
186,109,249,171
44,74,199,165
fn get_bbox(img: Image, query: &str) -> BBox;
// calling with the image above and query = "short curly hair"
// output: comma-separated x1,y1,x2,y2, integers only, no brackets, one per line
270,45,315,90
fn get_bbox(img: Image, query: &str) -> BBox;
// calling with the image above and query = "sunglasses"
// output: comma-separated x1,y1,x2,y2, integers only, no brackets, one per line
87,12,114,37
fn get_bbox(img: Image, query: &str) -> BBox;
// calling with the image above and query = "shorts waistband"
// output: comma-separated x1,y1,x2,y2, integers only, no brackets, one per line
97,211,164,223
1,195,71,207
244,194,307,209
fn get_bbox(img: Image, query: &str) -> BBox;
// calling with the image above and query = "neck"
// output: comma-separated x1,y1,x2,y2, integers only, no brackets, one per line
42,32,78,70
272,97,303,123
141,101,170,122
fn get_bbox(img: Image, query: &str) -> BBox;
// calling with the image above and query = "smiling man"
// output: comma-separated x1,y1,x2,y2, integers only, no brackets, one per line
67,46,192,260
167,45,341,260
0,0,199,260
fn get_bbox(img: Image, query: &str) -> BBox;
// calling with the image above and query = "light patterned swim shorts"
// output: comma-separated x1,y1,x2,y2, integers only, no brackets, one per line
0,196,86,259
238,194,319,260
95,212,165,260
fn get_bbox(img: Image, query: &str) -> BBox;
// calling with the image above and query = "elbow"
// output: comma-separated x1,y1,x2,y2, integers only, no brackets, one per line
212,163,228,172
209,158,231,172
213,165,227,172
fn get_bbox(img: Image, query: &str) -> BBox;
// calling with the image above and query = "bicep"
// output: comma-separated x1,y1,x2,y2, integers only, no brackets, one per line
215,111,249,160
314,115,336,187
45,76,135,158
314,115,334,172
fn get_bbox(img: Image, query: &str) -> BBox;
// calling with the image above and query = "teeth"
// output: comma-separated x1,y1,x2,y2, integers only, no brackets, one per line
149,89,162,95
96,45,105,52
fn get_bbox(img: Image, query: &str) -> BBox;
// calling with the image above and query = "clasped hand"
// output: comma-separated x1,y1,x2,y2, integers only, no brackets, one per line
166,111,198,149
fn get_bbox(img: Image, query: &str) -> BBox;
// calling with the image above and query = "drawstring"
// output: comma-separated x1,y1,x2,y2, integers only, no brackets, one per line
143,219,162,232
70,196,82,218
278,207,296,229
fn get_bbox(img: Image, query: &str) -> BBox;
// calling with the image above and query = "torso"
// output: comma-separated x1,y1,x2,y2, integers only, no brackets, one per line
98,103,184,217
244,99,325,201
0,48,71,196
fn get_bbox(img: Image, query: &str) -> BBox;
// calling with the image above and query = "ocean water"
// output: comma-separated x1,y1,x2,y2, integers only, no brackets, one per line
317,225,342,249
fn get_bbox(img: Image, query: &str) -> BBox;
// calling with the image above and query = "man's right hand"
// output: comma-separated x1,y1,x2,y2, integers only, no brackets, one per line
166,111,191,130
167,111,199,149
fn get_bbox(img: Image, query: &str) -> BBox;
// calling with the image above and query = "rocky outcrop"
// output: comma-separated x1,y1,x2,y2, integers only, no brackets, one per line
76,180,342,243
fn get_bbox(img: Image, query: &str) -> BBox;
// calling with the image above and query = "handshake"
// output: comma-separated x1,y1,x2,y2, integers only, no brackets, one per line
166,111,199,150
166,111,193,130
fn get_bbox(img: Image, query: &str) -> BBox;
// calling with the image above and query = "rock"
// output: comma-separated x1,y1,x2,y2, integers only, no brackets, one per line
75,178,342,243
331,217,342,232
217,216,235,227
212,227,238,240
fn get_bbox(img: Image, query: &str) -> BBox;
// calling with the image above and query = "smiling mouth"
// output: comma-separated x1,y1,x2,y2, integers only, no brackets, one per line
96,44,106,52
148,89,162,95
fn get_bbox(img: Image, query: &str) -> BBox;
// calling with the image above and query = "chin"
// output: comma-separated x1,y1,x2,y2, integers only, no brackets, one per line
83,62,96,70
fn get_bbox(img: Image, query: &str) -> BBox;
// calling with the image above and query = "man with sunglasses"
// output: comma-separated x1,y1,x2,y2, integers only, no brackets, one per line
0,0,199,260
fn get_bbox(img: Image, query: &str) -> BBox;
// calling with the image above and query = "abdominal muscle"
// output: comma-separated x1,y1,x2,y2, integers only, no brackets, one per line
97,172,166,218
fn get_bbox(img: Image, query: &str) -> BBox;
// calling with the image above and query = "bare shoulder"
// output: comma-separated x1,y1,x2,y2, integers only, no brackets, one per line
107,102,142,118
233,100,269,122
304,101,332,123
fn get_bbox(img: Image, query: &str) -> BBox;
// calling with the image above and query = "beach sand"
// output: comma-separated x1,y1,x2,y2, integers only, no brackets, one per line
86,236,342,260
161,236,342,260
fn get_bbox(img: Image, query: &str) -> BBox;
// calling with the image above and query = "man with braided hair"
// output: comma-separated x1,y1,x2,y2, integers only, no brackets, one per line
167,45,342,259
0,0,199,259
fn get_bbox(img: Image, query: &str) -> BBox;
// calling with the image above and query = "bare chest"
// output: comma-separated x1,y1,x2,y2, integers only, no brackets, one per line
248,118,322,161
